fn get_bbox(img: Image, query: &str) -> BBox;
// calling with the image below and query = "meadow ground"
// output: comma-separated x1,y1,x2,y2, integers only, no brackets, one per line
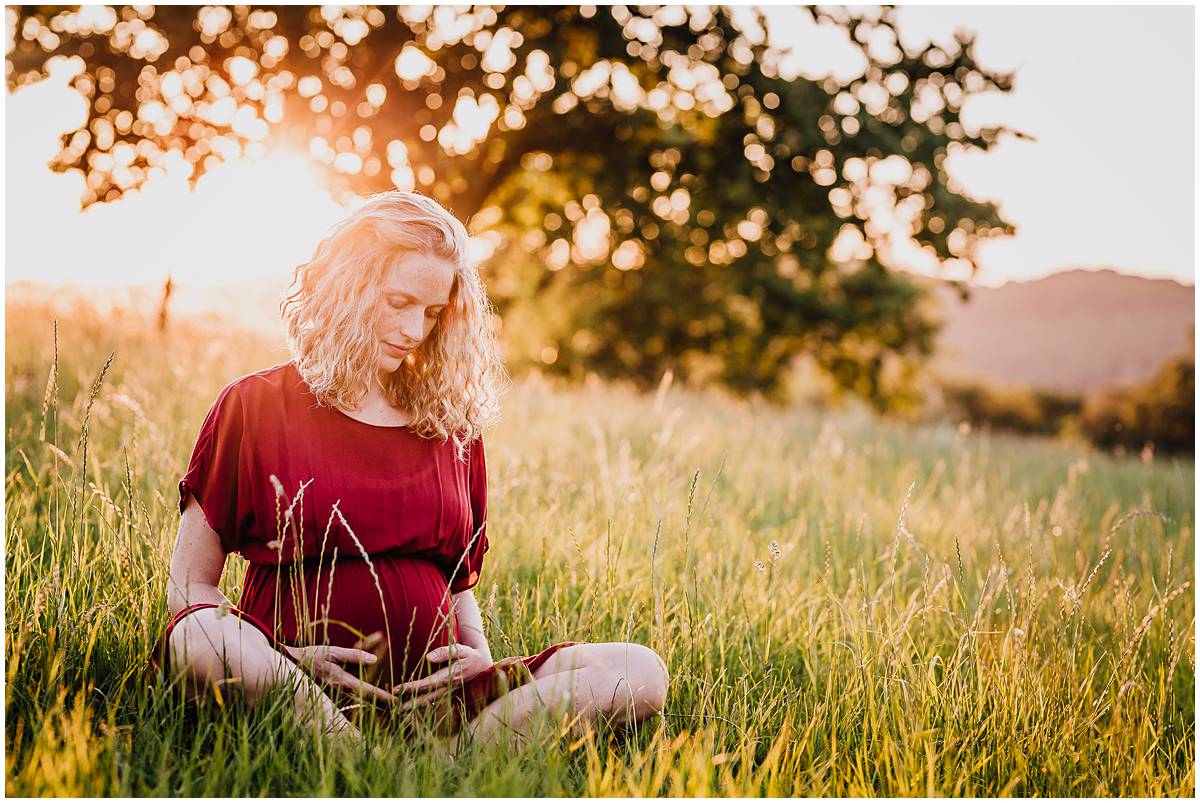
4,298,1195,796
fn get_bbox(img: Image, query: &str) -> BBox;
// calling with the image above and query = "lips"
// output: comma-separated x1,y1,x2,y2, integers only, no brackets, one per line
384,341,412,356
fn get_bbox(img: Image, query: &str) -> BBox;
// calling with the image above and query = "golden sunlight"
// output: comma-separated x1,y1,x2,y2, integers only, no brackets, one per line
7,63,502,304
4,55,347,290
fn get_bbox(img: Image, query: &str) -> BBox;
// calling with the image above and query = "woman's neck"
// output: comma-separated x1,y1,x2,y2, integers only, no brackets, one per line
341,375,412,426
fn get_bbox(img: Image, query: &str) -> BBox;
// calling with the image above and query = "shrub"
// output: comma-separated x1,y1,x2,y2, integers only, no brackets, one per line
1081,352,1194,455
937,378,1082,438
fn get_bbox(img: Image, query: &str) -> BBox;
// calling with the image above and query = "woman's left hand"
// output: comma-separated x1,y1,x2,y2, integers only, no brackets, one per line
284,644,397,704
392,644,493,711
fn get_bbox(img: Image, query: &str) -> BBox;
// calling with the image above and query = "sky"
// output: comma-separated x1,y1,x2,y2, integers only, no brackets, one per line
4,4,1196,293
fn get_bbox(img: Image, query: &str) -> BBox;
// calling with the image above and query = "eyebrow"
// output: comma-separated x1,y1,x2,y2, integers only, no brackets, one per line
386,291,446,308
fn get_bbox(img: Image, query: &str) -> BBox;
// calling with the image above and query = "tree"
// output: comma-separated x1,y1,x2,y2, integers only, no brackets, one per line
1081,343,1195,455
7,5,1022,409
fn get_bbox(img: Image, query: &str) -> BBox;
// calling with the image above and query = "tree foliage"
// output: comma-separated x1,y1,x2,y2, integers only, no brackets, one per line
8,5,1022,408
1081,347,1195,456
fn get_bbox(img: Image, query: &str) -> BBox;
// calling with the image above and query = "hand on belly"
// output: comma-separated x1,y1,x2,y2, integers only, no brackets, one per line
241,554,460,690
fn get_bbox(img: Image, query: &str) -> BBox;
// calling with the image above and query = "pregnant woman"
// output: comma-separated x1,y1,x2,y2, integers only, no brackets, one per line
145,191,668,750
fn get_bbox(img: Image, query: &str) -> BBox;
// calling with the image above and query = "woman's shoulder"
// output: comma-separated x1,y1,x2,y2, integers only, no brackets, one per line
210,361,300,411
232,361,296,391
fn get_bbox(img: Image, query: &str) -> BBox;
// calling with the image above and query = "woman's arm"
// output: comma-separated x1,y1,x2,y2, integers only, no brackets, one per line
167,494,234,615
452,589,492,661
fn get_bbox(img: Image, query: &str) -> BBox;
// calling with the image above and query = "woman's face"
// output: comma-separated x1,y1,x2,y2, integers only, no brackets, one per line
375,250,456,375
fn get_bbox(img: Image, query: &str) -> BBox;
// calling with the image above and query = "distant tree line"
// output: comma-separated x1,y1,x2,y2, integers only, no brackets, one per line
938,346,1195,456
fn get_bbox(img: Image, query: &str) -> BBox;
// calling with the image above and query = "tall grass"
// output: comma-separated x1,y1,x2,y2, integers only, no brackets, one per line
4,298,1194,796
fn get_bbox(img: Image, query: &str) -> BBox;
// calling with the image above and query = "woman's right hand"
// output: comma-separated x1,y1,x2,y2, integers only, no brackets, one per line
284,644,397,704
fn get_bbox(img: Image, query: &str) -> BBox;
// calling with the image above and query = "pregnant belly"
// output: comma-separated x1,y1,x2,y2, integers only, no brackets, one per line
239,553,459,688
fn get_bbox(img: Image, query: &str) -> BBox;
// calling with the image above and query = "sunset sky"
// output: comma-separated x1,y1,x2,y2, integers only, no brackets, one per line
4,5,1195,293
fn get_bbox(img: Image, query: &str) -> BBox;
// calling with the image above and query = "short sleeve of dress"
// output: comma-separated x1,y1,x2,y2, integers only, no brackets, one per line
179,382,251,555
449,436,490,594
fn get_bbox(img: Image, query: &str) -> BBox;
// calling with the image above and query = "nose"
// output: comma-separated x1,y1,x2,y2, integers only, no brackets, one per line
395,309,423,347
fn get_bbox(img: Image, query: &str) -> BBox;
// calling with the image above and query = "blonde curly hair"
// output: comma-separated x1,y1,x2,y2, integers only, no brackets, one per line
280,190,507,460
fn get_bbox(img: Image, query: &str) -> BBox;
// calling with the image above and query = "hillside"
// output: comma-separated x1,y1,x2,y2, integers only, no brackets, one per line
928,268,1194,394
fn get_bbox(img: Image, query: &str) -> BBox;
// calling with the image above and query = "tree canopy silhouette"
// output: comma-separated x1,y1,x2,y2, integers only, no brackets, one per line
8,5,1023,409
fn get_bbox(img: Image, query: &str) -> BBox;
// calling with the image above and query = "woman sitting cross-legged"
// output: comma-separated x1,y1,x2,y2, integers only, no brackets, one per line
146,190,669,751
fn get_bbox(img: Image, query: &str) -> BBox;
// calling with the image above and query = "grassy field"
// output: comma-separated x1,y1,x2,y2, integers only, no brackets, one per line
4,297,1195,796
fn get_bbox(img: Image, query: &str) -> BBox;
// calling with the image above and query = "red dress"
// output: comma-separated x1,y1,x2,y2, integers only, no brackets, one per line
145,361,576,729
